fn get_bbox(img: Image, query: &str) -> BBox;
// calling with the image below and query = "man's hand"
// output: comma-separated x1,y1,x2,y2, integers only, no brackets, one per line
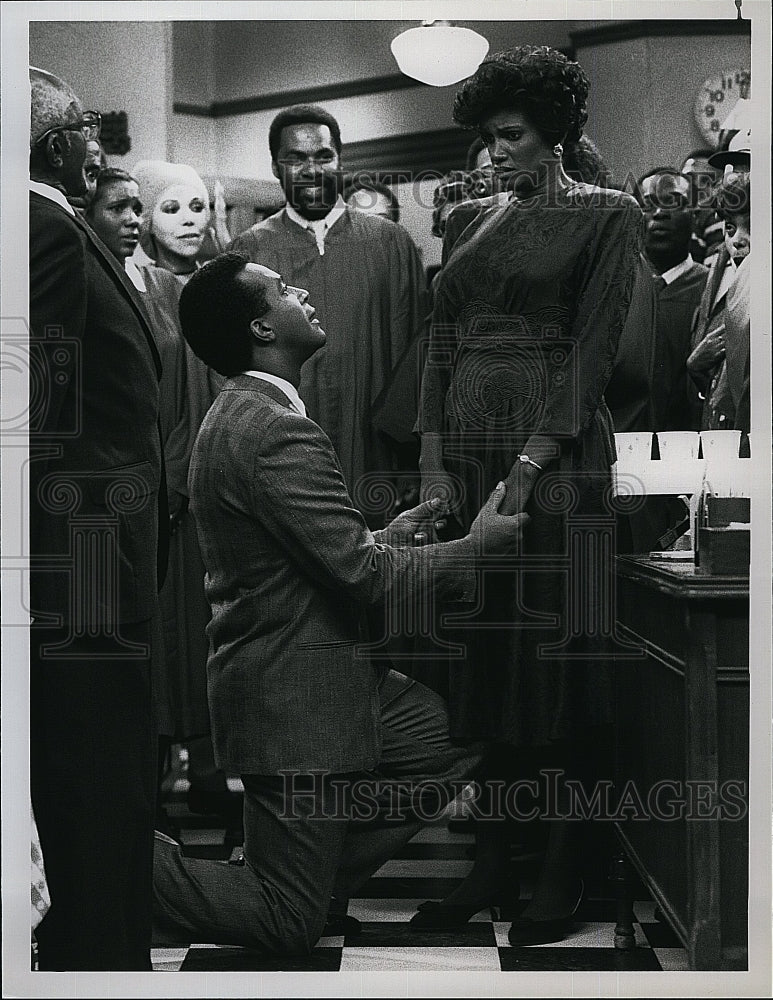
381,496,449,546
467,482,530,553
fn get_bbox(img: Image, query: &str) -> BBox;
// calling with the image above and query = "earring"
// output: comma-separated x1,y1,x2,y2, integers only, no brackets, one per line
553,143,564,158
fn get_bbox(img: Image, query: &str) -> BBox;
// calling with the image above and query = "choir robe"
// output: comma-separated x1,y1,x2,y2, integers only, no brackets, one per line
229,207,428,517
139,263,224,737
606,253,709,553
607,253,708,435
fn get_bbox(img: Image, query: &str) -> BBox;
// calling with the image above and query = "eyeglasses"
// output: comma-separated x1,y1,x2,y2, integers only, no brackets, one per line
34,111,101,147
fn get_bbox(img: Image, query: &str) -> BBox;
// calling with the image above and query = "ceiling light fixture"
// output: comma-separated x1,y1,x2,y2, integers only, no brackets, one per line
390,20,489,88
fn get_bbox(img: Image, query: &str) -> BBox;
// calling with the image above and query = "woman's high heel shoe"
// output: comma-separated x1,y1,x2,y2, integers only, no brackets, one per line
409,883,522,930
506,879,585,946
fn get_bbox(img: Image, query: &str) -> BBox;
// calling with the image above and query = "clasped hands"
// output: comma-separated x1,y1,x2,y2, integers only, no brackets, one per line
383,480,530,552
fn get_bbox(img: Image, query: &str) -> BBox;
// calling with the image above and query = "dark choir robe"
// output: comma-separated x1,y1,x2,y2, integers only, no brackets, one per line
607,253,708,434
229,207,428,522
606,253,708,552
138,263,224,739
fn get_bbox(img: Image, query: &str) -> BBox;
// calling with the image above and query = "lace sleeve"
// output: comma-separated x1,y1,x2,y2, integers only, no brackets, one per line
533,198,643,441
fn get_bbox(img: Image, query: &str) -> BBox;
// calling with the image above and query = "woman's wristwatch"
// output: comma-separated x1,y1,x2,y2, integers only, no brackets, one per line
517,454,543,472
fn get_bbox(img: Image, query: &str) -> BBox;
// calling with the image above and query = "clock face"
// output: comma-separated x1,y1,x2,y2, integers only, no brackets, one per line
694,69,751,147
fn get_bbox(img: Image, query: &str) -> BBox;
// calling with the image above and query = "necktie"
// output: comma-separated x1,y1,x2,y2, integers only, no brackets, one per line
653,274,667,292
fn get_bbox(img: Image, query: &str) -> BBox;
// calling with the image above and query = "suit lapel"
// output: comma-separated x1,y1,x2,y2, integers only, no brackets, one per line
703,247,731,323
72,212,163,380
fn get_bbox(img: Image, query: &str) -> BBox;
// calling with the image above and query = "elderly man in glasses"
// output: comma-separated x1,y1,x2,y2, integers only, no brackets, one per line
29,67,168,970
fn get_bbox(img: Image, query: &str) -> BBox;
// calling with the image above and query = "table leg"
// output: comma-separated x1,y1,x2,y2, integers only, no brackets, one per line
609,851,637,950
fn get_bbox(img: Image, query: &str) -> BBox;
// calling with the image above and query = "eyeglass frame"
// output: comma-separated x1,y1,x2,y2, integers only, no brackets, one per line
34,111,101,147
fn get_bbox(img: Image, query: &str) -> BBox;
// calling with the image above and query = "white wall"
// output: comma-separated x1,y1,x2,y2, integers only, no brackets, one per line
173,21,216,106
576,31,751,183
206,19,580,105
212,84,468,180
394,178,443,268
29,21,173,170
169,113,217,176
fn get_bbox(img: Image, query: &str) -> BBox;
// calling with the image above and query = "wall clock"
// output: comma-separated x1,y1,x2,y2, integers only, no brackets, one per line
694,69,751,147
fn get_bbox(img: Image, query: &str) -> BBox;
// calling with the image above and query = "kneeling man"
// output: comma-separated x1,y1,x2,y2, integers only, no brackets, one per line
153,253,527,954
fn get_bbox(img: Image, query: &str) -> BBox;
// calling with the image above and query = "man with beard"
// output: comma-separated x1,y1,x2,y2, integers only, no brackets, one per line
606,168,709,552
228,105,428,526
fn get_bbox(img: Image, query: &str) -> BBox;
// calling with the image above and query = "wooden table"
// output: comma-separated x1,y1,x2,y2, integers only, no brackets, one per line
611,556,749,971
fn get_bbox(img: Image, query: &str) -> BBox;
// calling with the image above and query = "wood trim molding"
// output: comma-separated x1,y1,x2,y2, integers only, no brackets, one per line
173,47,580,121
342,128,472,179
570,18,750,48
174,73,420,119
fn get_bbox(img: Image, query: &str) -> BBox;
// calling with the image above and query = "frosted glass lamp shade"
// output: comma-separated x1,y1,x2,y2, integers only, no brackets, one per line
390,24,489,87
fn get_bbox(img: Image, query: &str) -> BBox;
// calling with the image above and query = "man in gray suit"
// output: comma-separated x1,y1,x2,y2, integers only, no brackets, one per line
152,252,528,954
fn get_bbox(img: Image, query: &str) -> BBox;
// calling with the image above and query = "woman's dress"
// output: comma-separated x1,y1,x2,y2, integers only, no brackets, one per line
140,264,224,738
418,183,642,745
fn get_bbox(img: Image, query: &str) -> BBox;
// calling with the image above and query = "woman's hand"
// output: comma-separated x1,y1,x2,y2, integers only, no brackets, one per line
687,325,726,374
500,462,540,516
381,497,449,546
419,433,457,511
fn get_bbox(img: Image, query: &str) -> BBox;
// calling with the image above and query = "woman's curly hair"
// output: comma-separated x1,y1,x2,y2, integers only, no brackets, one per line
453,45,590,144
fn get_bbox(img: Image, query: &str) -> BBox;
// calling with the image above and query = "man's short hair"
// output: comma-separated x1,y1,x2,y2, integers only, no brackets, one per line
268,104,342,161
29,66,79,148
179,252,270,377
635,167,691,209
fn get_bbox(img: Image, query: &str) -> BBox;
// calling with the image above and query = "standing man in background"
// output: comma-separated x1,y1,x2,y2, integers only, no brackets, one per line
607,168,708,439
28,67,166,970
228,104,428,526
606,167,709,553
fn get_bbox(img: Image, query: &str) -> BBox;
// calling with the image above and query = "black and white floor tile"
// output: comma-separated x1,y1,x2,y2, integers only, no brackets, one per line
153,774,689,974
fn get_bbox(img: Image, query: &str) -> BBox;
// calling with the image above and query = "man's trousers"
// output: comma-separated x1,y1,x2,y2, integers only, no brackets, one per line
152,669,481,954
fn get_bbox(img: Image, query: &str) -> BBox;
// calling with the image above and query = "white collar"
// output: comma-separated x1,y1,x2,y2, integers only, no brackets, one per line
285,197,346,254
125,258,147,292
242,371,306,417
30,179,76,217
659,254,695,286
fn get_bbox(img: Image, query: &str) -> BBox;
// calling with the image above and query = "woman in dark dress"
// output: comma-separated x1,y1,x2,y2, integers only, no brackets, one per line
415,46,642,943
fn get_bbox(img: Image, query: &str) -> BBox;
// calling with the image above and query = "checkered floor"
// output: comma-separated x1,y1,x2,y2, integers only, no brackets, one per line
152,772,689,973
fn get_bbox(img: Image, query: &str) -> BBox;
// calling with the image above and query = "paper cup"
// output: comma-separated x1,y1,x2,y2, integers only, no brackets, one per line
657,431,700,462
700,430,742,461
615,432,653,463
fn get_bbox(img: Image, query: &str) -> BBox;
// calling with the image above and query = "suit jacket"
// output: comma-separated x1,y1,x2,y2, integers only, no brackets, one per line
687,245,741,429
188,375,474,774
29,191,166,626
724,255,751,433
